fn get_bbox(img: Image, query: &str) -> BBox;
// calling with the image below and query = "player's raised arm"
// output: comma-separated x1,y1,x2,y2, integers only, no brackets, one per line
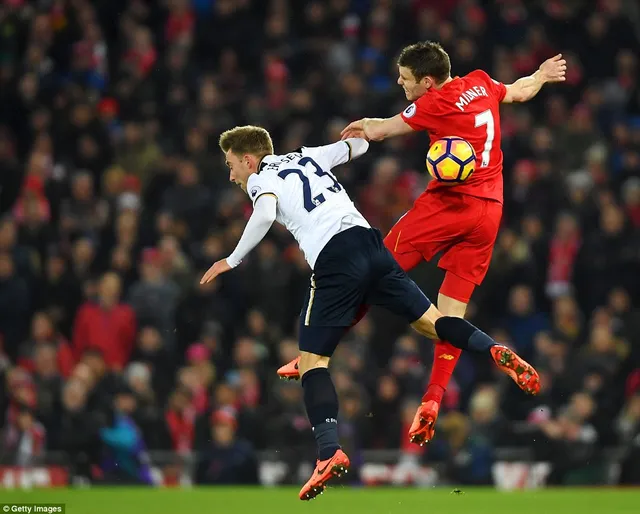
340,115,413,142
502,54,566,104
200,194,277,284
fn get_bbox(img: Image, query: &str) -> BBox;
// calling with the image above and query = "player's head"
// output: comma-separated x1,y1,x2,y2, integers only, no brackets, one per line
397,41,451,100
219,125,274,192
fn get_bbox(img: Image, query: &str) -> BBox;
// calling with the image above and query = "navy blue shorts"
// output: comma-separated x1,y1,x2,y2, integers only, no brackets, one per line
299,226,432,356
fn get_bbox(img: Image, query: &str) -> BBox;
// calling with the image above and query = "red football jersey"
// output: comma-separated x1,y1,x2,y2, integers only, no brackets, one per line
400,70,507,203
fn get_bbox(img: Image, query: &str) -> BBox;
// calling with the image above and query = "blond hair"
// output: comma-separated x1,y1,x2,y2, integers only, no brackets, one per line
218,125,274,157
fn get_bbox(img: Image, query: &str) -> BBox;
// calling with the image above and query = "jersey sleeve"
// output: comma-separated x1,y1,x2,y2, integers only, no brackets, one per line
399,95,436,131
302,140,355,170
472,69,507,103
226,194,277,268
247,173,280,206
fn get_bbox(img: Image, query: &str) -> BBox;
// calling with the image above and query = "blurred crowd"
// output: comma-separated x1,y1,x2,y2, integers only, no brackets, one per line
1,0,640,487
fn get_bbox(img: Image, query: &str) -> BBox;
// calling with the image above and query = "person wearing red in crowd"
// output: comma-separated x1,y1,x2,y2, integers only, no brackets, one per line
279,41,566,446
164,386,196,456
16,311,75,378
165,0,195,46
72,271,137,370
123,26,157,79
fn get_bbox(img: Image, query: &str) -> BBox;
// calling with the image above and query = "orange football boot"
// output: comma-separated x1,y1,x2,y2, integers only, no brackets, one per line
408,399,439,446
277,356,301,381
299,449,350,501
490,345,540,395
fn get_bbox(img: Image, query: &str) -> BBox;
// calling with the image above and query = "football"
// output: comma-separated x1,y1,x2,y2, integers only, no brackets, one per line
426,136,476,183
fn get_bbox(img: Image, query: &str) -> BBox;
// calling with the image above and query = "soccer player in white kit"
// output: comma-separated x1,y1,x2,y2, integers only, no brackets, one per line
200,125,539,500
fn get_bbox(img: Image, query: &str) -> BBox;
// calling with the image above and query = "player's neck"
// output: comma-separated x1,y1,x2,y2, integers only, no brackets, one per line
433,76,454,90
256,155,267,173
256,154,272,173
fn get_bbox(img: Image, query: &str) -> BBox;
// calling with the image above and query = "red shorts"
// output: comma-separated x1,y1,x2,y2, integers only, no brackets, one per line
383,191,502,286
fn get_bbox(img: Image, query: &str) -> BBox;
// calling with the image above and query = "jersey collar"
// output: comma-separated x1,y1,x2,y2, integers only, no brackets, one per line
258,154,279,173
437,76,460,91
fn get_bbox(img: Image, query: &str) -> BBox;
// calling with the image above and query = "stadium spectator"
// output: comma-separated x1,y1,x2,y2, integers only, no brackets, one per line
72,272,136,370
195,407,259,485
99,384,153,485
54,378,101,481
128,248,180,351
0,404,45,466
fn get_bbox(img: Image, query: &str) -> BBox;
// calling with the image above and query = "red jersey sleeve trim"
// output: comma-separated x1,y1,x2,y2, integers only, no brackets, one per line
493,79,507,102
473,69,506,102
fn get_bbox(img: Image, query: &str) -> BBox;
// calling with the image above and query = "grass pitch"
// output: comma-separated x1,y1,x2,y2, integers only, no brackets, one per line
3,486,640,514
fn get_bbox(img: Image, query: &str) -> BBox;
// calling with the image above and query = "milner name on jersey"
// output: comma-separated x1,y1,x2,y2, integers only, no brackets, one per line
455,85,489,111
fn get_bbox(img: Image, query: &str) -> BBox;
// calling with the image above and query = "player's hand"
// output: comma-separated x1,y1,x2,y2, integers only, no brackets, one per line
340,119,369,141
200,259,232,284
538,54,566,83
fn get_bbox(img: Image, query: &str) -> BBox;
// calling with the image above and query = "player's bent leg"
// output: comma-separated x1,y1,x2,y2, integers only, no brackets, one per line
407,305,449,446
429,293,466,396
426,292,468,396
277,307,368,381
432,316,541,395
298,326,350,501
410,309,540,394
409,278,471,446
298,351,330,376
280,229,422,382
278,346,331,383
369,261,539,429
409,304,441,339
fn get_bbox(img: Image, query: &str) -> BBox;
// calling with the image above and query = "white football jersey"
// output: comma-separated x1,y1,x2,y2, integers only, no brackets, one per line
246,141,370,268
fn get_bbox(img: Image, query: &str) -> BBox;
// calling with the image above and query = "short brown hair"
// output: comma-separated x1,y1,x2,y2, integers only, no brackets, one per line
397,41,451,84
218,125,274,157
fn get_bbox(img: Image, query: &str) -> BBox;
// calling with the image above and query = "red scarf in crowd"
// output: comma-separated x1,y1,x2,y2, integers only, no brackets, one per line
547,234,580,285
165,406,196,454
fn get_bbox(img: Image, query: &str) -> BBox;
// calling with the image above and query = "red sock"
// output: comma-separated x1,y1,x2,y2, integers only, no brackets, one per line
422,341,462,404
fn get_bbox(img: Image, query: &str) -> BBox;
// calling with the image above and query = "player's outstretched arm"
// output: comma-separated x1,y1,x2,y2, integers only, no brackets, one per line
502,54,566,103
306,138,369,169
341,115,413,142
342,137,369,161
200,194,277,284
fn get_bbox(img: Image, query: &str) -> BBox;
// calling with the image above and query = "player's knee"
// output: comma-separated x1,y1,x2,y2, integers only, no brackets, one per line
299,352,330,377
437,293,468,318
410,304,441,339
440,271,476,305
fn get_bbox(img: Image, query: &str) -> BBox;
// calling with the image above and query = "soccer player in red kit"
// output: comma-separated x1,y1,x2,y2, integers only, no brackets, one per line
278,41,566,445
